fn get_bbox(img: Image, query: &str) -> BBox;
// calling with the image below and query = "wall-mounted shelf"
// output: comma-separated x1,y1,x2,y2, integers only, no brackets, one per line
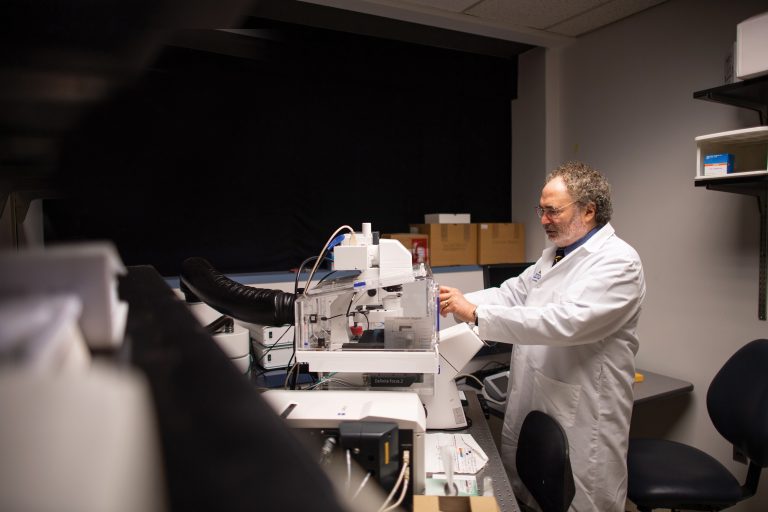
693,74,768,125
694,82,768,320
694,170,768,184
695,126,768,181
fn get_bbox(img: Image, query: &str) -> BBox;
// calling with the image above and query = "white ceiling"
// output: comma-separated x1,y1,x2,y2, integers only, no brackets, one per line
400,0,668,36
298,0,669,47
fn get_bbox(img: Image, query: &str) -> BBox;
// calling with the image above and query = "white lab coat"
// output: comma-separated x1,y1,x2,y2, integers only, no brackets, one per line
466,223,645,512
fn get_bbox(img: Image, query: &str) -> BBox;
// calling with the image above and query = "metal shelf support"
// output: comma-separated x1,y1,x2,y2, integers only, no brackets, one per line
694,75,768,127
698,91,766,126
695,75,768,320
705,182,768,320
759,189,767,320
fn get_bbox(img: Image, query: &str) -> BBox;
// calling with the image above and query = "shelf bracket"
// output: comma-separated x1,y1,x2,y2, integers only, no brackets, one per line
759,190,768,321
705,181,768,321
701,92,767,126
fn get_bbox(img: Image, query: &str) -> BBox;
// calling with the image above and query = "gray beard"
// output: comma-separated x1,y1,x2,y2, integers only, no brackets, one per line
550,215,587,247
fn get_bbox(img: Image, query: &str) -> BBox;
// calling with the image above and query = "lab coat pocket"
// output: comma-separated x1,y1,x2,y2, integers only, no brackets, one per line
531,369,581,428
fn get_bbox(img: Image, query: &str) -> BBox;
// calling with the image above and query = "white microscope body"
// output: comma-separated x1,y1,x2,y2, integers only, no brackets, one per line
293,223,483,430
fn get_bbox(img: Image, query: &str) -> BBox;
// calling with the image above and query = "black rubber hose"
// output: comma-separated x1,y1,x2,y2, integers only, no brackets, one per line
180,257,296,326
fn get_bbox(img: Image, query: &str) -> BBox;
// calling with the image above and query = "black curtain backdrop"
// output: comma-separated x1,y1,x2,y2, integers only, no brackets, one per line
44,25,516,276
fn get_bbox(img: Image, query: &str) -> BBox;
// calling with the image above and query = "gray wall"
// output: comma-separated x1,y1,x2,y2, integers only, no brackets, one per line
511,46,547,261
513,0,768,510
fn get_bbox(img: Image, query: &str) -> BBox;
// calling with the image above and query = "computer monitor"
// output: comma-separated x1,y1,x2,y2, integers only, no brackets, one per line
482,262,533,289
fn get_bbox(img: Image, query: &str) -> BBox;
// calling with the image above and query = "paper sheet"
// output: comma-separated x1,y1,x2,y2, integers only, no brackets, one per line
425,432,489,475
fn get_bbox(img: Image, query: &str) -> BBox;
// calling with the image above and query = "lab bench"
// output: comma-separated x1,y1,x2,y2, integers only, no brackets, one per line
451,390,520,512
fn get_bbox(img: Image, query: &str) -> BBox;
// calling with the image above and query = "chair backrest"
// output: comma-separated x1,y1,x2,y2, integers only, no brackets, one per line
516,410,575,512
707,339,768,468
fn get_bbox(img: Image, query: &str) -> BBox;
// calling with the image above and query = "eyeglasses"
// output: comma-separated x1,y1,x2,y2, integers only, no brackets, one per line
535,200,578,219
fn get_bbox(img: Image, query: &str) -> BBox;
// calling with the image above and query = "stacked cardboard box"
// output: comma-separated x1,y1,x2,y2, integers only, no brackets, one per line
409,223,478,266
401,217,525,267
477,223,526,264
382,212,527,268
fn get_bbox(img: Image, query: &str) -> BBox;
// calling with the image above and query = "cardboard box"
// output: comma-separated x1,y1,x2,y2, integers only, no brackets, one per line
411,224,477,267
424,213,471,224
381,233,429,265
704,153,735,176
413,496,501,512
477,223,525,265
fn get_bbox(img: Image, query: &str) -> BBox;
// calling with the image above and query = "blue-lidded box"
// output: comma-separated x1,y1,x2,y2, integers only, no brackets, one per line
704,153,734,176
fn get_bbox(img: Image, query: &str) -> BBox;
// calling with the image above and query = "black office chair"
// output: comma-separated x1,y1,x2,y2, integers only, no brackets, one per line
628,338,768,512
516,410,575,512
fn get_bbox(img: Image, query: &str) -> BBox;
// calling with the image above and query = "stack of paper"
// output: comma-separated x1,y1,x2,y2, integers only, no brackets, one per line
425,433,489,474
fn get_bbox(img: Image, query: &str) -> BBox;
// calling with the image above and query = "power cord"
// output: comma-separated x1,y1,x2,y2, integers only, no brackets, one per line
351,472,372,501
455,373,484,389
378,450,410,512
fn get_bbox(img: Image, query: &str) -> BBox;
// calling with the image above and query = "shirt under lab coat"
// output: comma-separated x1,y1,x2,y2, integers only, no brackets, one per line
466,222,645,512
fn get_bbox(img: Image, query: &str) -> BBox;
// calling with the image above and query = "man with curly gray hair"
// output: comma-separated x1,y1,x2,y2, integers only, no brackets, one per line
439,162,645,511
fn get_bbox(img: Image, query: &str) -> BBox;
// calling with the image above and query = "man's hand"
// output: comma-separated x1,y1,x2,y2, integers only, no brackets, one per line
438,285,477,323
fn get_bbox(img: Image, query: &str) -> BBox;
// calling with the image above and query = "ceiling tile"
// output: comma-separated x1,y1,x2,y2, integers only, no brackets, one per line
465,0,608,30
396,0,481,13
546,0,667,36
295,0,669,46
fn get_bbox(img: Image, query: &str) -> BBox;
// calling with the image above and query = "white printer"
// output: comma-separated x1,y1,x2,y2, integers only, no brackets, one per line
736,11,768,80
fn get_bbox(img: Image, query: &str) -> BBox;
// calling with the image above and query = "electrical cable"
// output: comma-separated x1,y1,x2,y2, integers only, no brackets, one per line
284,362,299,389
290,362,305,390
294,256,319,295
346,449,352,492
455,373,485,389
286,327,298,380
351,291,366,308
344,291,367,330
478,360,508,371
315,270,338,287
378,450,410,512
359,311,370,330
380,466,410,512
305,372,337,389
305,377,359,390
304,225,354,296
345,295,356,319
351,472,372,501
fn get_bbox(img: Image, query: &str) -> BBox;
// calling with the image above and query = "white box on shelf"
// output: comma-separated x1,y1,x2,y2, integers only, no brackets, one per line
736,11,768,80
424,213,471,224
695,126,768,181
